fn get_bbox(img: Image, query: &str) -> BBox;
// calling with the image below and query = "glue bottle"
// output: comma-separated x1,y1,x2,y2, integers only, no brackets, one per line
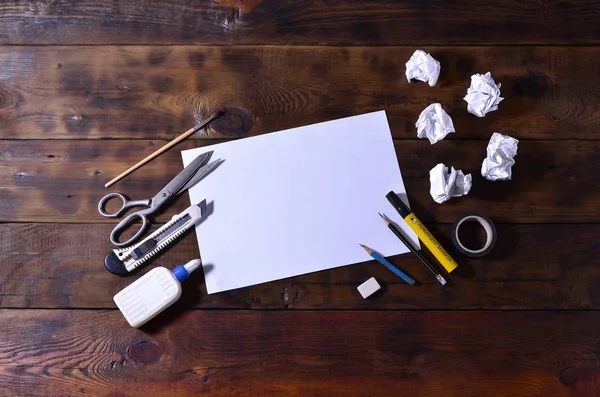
113,259,201,328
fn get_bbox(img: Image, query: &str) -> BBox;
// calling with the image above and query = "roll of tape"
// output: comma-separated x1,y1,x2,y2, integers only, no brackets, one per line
451,212,497,258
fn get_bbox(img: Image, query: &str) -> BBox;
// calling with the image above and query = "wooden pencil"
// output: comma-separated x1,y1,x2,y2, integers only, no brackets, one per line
360,244,415,285
379,213,447,286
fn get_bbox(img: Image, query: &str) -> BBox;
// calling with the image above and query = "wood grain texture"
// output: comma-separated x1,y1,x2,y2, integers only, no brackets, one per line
1,223,599,310
0,139,596,224
1,310,599,396
1,1,600,395
1,46,598,140
0,1,599,45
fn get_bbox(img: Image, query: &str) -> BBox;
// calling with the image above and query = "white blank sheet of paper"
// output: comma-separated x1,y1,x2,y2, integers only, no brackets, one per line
181,110,419,294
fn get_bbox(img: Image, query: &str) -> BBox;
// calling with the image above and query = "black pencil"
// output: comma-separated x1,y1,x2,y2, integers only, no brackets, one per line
379,213,447,286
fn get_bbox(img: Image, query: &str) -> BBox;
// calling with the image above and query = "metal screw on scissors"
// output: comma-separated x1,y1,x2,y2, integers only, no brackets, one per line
98,151,222,247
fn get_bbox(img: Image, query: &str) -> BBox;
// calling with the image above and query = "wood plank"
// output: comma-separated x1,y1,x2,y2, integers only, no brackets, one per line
1,223,598,310
0,139,596,224
0,310,598,396
0,1,599,45
0,46,598,140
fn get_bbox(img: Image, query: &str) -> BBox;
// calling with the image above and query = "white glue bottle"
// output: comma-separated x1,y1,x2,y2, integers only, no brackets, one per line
113,259,201,328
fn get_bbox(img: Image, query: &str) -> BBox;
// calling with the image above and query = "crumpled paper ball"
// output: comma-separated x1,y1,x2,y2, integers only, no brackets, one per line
405,50,441,87
481,132,519,181
415,103,455,144
464,72,504,117
429,163,472,204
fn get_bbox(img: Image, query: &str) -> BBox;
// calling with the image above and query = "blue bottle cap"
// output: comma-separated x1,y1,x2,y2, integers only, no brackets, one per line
172,265,190,283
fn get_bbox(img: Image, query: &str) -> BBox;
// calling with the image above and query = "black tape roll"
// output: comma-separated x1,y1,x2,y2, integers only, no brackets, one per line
451,212,497,258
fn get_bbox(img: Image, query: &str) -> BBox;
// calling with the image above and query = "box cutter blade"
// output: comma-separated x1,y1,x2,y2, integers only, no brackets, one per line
105,202,204,275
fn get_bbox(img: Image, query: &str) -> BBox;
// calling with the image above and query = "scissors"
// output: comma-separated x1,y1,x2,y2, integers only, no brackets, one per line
98,151,222,247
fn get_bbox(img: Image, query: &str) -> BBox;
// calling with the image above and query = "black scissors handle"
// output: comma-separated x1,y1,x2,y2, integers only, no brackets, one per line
98,193,151,218
109,209,153,247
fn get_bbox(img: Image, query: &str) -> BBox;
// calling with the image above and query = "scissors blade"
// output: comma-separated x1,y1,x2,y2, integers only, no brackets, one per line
179,159,224,192
151,151,213,207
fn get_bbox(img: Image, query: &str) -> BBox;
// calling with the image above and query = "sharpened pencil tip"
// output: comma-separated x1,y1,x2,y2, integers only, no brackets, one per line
379,212,391,225
359,244,373,254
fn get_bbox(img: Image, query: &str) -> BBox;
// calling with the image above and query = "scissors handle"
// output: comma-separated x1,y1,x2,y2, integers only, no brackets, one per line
110,211,151,247
98,193,151,218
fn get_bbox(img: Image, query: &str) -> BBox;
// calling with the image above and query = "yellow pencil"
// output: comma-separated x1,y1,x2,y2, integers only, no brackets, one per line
385,191,458,273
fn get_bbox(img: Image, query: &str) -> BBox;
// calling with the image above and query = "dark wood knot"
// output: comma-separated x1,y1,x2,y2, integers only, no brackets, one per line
210,106,253,138
127,340,162,364
559,367,579,385
514,71,552,99
0,83,25,109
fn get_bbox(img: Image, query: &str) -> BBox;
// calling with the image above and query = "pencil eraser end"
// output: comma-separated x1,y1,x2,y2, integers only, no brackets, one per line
357,277,381,299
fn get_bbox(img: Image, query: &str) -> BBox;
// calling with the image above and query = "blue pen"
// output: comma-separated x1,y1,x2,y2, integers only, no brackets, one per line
360,244,415,285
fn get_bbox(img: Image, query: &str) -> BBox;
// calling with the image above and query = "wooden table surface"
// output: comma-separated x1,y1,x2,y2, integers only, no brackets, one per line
1,1,600,396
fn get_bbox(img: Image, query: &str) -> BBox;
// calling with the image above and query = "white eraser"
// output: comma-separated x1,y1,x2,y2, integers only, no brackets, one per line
357,277,381,299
